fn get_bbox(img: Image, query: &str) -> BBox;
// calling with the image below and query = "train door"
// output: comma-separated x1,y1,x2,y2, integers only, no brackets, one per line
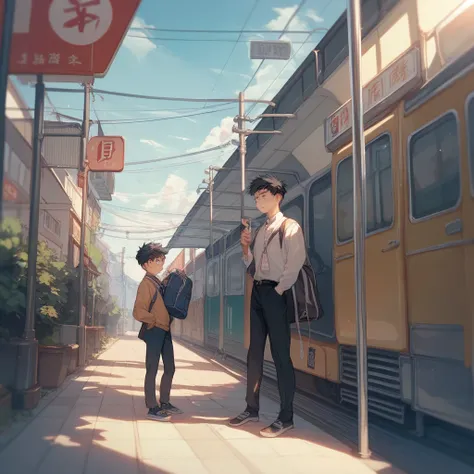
465,92,474,395
307,172,335,341
404,90,472,428
334,115,408,353
204,257,220,349
223,247,246,360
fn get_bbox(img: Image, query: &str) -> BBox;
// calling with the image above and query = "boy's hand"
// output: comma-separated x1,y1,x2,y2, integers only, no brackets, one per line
241,219,251,252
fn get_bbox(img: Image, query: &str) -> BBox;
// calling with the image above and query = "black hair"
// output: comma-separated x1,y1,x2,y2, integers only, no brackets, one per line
247,174,287,199
136,242,168,266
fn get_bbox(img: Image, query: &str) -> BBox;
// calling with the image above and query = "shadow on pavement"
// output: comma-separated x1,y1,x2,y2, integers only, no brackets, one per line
0,336,376,474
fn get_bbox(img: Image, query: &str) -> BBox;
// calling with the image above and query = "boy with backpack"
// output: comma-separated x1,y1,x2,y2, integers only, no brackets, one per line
228,175,318,438
133,242,183,421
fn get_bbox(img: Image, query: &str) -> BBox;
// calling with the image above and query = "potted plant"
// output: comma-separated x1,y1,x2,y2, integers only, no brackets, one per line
34,242,75,388
0,218,28,397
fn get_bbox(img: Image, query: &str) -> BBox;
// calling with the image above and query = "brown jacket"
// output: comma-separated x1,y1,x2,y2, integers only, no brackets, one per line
132,275,170,332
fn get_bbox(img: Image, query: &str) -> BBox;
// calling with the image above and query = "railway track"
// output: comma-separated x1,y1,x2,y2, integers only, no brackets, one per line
179,339,474,474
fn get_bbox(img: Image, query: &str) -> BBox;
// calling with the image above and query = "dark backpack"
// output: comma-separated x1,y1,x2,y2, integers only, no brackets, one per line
162,270,193,320
247,218,324,325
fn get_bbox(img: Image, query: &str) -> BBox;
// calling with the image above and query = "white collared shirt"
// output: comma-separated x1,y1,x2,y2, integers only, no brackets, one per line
243,212,306,294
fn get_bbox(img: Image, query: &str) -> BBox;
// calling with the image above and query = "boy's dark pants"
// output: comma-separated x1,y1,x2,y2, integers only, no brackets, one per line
245,281,295,423
144,327,175,408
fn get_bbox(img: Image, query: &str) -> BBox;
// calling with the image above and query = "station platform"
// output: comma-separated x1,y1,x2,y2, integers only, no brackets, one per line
0,334,403,474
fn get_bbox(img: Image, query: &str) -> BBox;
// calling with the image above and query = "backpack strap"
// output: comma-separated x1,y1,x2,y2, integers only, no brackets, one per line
145,275,163,312
278,218,292,248
249,225,263,252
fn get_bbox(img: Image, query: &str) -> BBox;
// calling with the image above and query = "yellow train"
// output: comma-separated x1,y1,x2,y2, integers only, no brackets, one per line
170,0,474,433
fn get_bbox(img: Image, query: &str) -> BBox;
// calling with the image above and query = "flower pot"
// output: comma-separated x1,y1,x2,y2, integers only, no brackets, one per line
66,344,79,375
38,345,71,389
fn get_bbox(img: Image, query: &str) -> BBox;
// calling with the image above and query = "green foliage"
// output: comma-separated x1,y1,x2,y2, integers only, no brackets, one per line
0,219,76,343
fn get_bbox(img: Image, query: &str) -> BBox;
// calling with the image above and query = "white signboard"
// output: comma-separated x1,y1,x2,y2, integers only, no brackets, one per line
250,41,291,60
325,47,421,149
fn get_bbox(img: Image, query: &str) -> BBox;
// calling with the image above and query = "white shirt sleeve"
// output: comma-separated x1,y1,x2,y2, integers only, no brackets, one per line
242,248,253,268
275,221,306,294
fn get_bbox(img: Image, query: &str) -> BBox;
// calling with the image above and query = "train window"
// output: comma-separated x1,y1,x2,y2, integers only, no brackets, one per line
337,134,393,242
281,195,304,230
226,252,244,295
308,173,335,339
467,97,474,193
336,157,354,243
409,113,460,219
367,135,393,232
206,261,219,297
192,268,204,301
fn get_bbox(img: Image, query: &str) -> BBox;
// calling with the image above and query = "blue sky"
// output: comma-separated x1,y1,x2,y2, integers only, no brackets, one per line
14,0,346,281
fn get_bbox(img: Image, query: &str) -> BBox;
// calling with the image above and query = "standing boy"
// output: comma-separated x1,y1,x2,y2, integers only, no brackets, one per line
228,175,306,437
133,242,183,421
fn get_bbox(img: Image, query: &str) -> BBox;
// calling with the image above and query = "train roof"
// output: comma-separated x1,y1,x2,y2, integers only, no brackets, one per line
167,0,400,250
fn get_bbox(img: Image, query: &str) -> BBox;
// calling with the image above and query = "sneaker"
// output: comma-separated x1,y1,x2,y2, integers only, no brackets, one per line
228,411,259,427
160,402,183,415
260,419,294,438
147,406,171,422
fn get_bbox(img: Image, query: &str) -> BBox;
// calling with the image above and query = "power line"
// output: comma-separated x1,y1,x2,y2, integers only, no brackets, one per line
204,0,260,110
124,142,231,166
245,0,332,118
244,0,309,95
127,35,313,44
45,87,275,105
129,27,317,35
101,203,188,217
53,105,235,124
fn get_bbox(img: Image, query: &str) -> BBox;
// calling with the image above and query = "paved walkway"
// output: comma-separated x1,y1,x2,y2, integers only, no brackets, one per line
0,334,402,474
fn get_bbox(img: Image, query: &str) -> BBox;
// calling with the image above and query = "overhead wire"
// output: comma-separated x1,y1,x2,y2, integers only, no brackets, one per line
129,27,317,34
53,105,236,124
203,0,259,110
126,35,313,44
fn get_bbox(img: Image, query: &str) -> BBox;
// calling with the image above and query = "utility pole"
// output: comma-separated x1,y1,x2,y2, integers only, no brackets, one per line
77,82,91,367
232,94,297,220
0,0,16,221
121,246,125,336
347,0,370,459
238,92,246,222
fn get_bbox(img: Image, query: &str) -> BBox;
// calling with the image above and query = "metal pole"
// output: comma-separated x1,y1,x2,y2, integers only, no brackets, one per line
77,83,91,367
121,246,125,336
209,167,214,259
0,0,16,221
24,75,45,341
238,92,246,221
347,0,369,459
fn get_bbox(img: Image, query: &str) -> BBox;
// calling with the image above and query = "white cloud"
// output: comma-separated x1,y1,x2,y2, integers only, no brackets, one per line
112,192,130,203
170,135,191,142
210,68,251,80
307,9,324,24
244,6,317,101
140,139,166,150
266,6,309,32
123,17,157,59
142,174,196,215
198,116,236,151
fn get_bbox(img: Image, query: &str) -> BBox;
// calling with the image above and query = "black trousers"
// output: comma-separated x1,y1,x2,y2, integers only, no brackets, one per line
144,327,175,408
245,281,295,423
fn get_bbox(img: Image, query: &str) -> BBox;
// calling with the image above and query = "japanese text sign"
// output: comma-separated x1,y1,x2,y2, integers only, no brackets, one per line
3,180,18,201
325,47,421,150
87,136,125,172
0,0,141,77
